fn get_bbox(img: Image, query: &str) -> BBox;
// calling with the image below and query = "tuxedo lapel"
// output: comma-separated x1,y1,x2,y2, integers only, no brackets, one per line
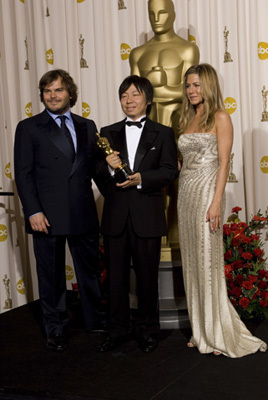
37,111,74,162
71,117,87,175
134,119,159,171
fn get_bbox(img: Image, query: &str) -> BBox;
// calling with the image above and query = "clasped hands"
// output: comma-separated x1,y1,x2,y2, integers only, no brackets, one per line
106,152,141,188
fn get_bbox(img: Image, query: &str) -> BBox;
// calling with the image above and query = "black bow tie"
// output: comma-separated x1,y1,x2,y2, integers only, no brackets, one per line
125,117,146,128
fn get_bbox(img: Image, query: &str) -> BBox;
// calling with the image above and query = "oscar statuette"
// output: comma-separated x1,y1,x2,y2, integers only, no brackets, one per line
96,132,134,183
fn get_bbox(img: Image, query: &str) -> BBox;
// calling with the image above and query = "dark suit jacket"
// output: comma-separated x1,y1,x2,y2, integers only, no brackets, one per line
14,109,99,236
98,118,178,238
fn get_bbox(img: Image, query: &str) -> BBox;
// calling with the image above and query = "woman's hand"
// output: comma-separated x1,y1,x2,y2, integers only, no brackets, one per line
206,203,221,232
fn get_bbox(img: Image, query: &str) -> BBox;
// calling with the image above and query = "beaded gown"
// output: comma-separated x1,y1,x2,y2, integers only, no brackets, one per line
177,133,267,357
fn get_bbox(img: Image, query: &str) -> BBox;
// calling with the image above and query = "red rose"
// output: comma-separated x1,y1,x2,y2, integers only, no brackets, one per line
237,222,248,229
258,281,268,290
253,248,264,258
239,297,250,309
232,206,242,213
232,237,240,247
242,281,253,290
226,273,233,282
235,274,244,285
261,292,268,300
232,286,242,298
258,269,267,279
223,225,232,236
253,215,262,221
224,264,234,275
259,300,268,308
233,260,243,269
240,235,251,244
72,283,79,292
251,234,259,242
242,252,253,260
224,249,233,260
248,275,258,283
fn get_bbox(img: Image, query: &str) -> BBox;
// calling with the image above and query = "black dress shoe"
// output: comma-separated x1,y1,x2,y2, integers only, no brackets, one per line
46,334,67,351
98,336,123,353
136,335,158,353
86,323,108,334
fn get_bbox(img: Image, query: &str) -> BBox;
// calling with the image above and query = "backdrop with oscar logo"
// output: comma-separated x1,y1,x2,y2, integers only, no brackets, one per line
0,0,267,312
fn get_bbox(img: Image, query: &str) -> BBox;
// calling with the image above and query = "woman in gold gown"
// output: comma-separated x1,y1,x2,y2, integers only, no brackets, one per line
177,63,267,357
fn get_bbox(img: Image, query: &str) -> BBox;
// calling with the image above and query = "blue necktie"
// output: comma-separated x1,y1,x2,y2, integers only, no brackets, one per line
58,115,75,162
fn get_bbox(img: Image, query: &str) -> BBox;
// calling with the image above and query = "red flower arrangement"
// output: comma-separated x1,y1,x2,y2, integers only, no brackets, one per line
224,206,268,319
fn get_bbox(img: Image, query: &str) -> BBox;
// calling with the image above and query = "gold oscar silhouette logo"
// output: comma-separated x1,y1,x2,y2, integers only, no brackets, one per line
188,35,197,44
65,265,74,281
77,0,85,2
260,156,268,173
118,0,127,9
223,26,233,63
3,274,12,309
258,42,268,60
19,0,24,2
46,48,54,65
0,224,8,242
224,97,237,114
16,278,26,295
261,85,268,121
5,162,12,179
25,102,32,117
120,43,131,60
82,102,90,118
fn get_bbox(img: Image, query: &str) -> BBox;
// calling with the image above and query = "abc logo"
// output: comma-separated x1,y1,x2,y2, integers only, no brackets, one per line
224,97,237,114
65,265,74,281
17,278,25,295
120,43,131,60
46,48,54,65
25,102,32,117
260,156,268,173
82,102,91,118
258,42,268,60
0,224,8,242
189,35,197,44
5,162,12,179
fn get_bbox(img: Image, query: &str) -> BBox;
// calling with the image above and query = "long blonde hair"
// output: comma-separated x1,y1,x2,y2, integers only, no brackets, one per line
179,63,225,134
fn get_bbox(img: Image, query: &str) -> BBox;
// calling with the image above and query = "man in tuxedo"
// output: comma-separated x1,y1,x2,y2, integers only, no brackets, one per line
97,75,178,353
14,69,105,351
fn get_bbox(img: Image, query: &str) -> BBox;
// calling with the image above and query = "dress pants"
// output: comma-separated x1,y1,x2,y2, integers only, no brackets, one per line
33,233,105,337
104,217,161,339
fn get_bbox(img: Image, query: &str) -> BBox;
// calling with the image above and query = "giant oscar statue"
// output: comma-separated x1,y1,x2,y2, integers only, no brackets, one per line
129,0,199,259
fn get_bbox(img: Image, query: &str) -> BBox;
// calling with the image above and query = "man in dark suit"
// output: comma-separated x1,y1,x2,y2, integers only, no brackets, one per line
97,75,178,353
14,69,105,351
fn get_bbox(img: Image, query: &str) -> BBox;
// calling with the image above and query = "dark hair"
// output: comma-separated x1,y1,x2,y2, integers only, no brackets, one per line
119,75,154,115
39,69,78,107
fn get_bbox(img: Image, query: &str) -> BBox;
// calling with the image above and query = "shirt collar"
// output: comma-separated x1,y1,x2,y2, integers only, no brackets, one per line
46,109,72,121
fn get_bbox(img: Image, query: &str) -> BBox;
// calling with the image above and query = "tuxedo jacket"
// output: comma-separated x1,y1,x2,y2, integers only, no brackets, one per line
98,118,178,238
14,109,99,236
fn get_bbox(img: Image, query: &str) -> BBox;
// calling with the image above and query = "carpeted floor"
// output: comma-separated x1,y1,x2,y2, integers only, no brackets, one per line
1,295,268,400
